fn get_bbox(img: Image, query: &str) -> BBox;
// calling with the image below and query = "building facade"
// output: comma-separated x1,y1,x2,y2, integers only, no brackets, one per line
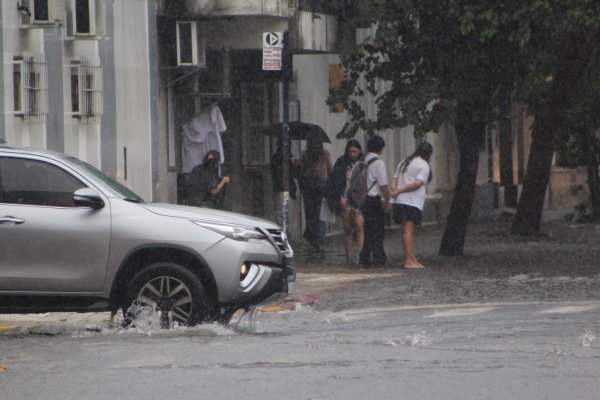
1,0,582,241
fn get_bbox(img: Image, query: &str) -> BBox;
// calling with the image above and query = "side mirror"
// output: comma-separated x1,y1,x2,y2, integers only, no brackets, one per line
73,188,105,209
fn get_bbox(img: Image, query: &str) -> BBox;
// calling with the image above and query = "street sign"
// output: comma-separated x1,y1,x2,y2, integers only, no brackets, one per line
262,32,283,71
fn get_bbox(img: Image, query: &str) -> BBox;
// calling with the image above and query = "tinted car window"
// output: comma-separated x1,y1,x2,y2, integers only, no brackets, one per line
0,157,86,207
66,156,145,202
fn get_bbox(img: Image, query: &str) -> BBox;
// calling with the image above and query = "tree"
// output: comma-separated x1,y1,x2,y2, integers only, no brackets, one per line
329,0,525,255
331,0,600,250
553,47,600,222
509,2,600,235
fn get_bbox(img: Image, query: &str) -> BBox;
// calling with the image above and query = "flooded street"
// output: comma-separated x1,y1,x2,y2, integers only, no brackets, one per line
2,269,600,400
2,218,600,399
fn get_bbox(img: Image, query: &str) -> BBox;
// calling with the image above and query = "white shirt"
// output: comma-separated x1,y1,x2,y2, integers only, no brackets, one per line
365,153,388,197
391,156,430,210
181,104,227,173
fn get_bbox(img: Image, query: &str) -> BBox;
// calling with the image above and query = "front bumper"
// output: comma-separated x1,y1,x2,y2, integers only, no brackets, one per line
237,264,296,308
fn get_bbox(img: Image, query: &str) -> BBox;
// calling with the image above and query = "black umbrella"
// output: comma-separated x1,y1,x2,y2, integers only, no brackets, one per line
264,121,331,143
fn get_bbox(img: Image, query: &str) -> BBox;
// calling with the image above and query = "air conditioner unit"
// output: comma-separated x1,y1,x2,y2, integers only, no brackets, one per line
176,21,206,67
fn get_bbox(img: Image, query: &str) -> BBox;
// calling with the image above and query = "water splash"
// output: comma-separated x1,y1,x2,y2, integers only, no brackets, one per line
383,332,431,347
580,329,596,348
544,344,571,356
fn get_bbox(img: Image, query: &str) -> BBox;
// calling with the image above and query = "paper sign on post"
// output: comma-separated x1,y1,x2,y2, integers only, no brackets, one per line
262,32,283,71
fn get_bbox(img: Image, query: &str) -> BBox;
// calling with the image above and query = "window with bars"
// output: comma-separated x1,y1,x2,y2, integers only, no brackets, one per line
70,58,103,120
13,53,48,123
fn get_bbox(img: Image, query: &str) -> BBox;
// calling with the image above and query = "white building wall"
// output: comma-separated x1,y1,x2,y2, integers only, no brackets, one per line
112,0,154,199
293,53,347,160
1,4,46,149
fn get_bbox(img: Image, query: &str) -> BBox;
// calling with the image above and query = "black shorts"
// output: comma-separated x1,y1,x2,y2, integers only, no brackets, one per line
393,204,423,225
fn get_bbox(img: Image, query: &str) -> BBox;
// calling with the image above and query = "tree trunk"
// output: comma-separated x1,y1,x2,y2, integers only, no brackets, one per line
498,93,517,208
512,33,596,235
586,127,600,220
510,110,556,235
438,110,485,256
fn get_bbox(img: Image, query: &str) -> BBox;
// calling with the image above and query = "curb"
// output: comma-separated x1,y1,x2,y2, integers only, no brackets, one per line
258,294,318,313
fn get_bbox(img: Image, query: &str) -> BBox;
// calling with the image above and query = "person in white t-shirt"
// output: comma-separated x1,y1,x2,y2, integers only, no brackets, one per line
391,142,433,269
358,135,391,267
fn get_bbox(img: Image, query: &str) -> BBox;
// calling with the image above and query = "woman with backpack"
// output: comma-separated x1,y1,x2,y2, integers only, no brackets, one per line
390,141,433,269
326,140,364,265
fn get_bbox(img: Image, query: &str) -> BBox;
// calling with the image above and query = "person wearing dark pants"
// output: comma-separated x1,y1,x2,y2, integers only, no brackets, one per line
359,135,390,267
361,194,387,266
296,135,332,248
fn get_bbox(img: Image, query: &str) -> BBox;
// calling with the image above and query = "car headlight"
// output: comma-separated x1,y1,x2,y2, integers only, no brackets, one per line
192,220,267,241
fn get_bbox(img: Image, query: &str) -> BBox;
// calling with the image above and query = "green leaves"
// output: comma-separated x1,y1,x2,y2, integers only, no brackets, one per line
329,0,599,144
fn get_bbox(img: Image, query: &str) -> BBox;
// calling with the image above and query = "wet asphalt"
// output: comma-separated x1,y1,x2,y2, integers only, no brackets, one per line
2,213,599,331
293,214,600,310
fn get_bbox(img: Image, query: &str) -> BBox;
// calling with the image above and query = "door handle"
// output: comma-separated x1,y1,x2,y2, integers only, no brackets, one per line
0,216,25,225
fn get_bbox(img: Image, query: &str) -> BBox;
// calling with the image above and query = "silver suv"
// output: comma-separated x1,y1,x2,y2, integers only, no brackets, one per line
0,145,294,327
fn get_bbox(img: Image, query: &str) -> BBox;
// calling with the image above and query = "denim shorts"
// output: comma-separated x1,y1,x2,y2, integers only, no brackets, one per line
392,204,423,225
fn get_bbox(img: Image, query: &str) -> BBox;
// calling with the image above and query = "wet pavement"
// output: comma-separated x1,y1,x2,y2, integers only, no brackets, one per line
2,213,599,400
293,212,600,310
2,212,600,331
295,211,600,277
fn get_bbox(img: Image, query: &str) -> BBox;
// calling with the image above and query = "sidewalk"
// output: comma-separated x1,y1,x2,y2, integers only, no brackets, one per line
294,209,600,276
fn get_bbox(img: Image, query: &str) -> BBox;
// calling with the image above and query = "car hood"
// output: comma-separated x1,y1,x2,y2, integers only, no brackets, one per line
140,203,280,229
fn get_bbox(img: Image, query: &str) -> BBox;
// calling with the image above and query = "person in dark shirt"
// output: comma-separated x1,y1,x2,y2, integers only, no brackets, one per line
296,135,332,248
190,150,230,209
326,139,364,265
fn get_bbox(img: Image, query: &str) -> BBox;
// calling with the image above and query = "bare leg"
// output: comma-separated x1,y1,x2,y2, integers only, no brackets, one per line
402,221,424,269
353,210,365,255
342,208,353,263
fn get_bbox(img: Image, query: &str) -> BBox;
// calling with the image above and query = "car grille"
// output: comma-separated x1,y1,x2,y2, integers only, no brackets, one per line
266,228,294,258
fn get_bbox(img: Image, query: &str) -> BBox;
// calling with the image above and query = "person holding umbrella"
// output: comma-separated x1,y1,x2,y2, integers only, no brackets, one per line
296,132,332,249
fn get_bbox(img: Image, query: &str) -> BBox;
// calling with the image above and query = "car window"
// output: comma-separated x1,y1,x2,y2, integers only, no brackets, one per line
0,157,87,207
66,156,145,202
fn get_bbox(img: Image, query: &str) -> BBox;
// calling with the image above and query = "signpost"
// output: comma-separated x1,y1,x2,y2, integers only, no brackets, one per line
263,31,290,236
262,32,283,71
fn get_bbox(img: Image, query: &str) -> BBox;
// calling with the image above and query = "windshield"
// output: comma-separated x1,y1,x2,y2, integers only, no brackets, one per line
66,156,145,202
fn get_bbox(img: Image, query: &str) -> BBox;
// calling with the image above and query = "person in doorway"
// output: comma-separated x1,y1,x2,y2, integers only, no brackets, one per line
296,134,332,248
326,139,365,265
390,141,433,269
190,150,230,210
359,135,390,267
270,138,297,227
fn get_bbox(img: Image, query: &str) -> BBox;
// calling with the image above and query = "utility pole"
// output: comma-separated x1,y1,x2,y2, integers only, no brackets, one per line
282,30,291,236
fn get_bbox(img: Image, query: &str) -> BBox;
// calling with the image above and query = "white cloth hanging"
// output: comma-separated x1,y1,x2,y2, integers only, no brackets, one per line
181,104,227,173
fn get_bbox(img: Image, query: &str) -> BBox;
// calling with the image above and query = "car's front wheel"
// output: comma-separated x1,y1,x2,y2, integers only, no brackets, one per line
125,262,211,328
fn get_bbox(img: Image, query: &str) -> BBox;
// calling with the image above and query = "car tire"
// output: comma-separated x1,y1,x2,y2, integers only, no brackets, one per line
125,262,211,328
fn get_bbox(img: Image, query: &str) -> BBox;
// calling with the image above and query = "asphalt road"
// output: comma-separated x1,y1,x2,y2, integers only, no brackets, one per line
1,270,599,400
